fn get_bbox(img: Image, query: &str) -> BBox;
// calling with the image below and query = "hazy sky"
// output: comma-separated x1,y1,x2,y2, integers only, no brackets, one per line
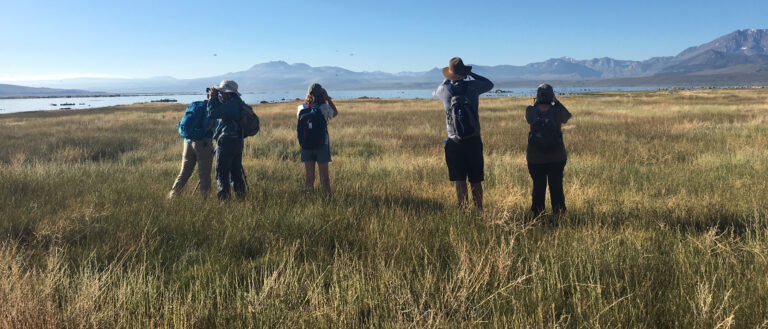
1,0,765,81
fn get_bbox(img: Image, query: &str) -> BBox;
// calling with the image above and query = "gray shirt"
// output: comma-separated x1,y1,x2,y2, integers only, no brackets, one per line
432,74,494,140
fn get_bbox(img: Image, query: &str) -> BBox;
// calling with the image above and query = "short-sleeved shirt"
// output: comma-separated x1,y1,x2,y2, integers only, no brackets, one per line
297,103,335,145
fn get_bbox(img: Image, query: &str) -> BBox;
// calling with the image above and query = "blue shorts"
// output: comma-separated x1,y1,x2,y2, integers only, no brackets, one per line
300,143,332,163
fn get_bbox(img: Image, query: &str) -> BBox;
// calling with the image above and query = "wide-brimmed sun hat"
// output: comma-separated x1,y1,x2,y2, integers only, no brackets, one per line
216,80,241,96
442,57,472,80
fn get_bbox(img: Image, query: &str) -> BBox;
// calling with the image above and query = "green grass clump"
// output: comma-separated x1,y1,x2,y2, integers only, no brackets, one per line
1,89,768,328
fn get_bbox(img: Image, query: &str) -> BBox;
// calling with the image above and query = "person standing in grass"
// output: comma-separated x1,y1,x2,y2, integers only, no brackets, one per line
433,57,494,210
208,80,247,200
526,84,572,217
168,99,214,199
297,83,338,198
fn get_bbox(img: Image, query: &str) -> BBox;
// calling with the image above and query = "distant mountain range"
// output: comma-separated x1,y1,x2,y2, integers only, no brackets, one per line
3,29,768,96
0,84,104,98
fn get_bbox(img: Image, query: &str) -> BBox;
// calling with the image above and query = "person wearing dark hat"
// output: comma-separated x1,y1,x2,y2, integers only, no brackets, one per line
207,79,248,200
432,57,494,210
526,84,572,217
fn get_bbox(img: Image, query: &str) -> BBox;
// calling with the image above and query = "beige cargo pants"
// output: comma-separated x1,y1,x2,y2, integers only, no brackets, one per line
168,140,214,198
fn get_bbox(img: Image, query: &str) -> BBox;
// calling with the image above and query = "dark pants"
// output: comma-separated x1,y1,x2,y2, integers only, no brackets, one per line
527,161,566,216
216,137,246,200
444,136,484,183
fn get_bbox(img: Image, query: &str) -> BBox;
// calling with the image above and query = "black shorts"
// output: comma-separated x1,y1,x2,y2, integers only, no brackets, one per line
444,136,484,183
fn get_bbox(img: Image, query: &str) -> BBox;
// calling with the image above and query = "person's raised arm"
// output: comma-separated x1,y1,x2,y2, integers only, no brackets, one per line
207,90,240,120
326,98,338,118
525,106,535,124
553,97,572,124
206,87,223,118
468,72,494,94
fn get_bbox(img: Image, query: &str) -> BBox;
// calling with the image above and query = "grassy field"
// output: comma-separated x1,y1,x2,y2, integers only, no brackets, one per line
1,89,767,328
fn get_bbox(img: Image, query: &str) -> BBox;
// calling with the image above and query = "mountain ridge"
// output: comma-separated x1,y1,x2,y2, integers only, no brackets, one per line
3,29,768,95
0,84,105,97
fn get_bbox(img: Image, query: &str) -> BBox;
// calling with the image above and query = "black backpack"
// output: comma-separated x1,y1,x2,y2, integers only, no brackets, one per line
528,107,561,152
447,82,477,140
297,104,327,150
240,103,260,138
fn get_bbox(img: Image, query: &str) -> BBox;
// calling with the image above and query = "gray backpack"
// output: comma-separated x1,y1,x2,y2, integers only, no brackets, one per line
447,82,477,139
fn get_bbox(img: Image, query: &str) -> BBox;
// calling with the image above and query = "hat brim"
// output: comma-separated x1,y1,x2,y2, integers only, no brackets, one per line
442,66,472,80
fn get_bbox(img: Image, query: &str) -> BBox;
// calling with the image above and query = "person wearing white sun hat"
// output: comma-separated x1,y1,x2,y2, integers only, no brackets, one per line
207,79,247,200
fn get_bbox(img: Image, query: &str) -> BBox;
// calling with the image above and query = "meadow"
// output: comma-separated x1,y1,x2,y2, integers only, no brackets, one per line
1,88,767,328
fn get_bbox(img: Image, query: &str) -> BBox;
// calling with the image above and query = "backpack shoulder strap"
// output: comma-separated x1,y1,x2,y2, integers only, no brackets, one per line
298,104,317,117
447,81,468,97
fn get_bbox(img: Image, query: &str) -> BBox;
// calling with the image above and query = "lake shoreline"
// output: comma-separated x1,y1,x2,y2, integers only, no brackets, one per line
3,85,760,114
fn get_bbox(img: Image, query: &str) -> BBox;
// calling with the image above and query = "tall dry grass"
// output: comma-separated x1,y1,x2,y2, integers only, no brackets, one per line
1,89,767,327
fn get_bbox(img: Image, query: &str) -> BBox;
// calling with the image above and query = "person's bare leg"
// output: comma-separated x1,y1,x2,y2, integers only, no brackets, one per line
470,182,483,211
318,163,331,198
455,181,468,208
304,162,316,193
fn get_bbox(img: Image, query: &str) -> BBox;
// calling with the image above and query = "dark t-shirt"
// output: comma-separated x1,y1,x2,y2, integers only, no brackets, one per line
525,104,572,164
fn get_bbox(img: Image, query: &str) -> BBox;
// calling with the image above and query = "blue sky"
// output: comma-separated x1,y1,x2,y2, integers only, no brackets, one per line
0,0,765,81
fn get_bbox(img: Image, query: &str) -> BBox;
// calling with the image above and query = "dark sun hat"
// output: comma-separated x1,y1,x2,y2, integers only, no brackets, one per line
442,57,472,80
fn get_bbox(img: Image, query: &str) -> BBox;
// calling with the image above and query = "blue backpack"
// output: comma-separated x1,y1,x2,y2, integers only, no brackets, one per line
177,101,213,141
297,104,327,149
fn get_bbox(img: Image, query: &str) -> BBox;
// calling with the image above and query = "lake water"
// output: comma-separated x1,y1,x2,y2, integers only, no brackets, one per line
0,86,662,114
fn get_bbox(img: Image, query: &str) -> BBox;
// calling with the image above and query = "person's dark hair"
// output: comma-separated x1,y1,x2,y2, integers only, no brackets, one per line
305,83,327,105
305,92,327,106
535,83,555,105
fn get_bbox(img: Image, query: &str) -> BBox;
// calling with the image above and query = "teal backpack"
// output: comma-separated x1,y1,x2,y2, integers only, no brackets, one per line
177,101,213,141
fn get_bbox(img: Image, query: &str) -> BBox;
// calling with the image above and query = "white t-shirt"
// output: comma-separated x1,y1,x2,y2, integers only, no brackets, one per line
297,103,335,145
